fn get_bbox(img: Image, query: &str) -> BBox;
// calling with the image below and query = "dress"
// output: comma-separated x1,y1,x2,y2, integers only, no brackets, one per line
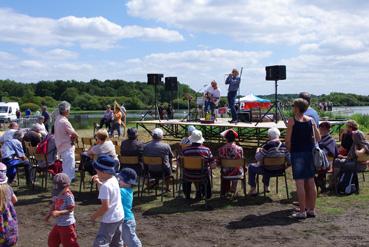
0,187,18,246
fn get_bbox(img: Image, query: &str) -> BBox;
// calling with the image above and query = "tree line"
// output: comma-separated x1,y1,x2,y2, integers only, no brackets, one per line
0,79,196,111
0,79,368,111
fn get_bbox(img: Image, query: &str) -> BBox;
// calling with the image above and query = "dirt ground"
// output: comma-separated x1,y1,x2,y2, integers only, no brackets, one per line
16,179,369,247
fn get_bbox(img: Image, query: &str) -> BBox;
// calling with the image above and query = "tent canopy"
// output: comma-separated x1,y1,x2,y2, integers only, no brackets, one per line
239,94,271,110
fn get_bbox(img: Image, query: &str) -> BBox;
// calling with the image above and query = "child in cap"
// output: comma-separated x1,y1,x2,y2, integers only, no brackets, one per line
46,173,79,247
91,155,124,247
0,162,18,246
118,168,142,247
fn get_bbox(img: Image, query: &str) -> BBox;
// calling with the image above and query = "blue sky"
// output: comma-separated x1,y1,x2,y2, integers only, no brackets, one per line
0,0,369,96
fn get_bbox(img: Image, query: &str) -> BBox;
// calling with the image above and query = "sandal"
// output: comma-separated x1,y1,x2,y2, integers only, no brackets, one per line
306,210,316,218
291,212,307,219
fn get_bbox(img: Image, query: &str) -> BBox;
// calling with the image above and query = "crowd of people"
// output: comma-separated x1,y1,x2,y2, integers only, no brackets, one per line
0,91,368,245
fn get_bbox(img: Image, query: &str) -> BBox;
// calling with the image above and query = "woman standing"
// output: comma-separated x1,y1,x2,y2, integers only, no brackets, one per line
286,98,320,219
110,104,122,137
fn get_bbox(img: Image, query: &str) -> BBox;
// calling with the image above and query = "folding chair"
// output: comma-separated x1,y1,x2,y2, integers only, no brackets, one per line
119,155,142,197
33,152,49,190
141,156,175,202
220,158,247,197
357,154,369,181
81,137,94,151
261,156,289,199
180,156,210,203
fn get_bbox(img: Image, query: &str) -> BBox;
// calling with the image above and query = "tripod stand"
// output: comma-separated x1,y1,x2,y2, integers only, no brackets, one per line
141,82,160,121
255,79,286,126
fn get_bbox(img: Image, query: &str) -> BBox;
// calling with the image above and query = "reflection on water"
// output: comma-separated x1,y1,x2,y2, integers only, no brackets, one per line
332,106,369,116
69,111,187,129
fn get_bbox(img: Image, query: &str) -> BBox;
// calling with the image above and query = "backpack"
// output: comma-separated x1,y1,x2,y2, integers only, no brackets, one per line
312,145,329,170
336,170,359,195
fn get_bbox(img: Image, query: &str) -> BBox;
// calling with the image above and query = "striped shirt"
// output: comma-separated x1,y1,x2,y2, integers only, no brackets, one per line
182,144,215,167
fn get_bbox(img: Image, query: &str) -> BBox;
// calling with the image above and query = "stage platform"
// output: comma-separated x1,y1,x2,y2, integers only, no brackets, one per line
134,118,346,148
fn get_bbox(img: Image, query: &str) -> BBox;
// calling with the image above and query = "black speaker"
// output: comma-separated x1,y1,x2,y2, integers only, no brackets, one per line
165,77,178,91
237,112,251,123
265,65,286,81
147,74,163,85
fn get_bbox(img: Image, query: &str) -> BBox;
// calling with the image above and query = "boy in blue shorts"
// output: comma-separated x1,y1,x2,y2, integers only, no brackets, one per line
118,168,142,247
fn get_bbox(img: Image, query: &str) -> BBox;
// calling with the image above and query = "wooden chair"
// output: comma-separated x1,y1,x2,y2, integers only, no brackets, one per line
141,156,175,201
32,152,49,190
119,156,142,197
180,156,210,203
261,156,289,199
357,153,369,181
220,158,247,197
81,137,94,150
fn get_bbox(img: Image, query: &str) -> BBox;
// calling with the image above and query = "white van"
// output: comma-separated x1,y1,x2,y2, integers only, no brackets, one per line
0,102,20,122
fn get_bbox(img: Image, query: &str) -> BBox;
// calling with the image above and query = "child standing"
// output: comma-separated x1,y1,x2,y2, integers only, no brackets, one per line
46,173,79,247
118,168,142,247
91,155,124,247
0,162,18,246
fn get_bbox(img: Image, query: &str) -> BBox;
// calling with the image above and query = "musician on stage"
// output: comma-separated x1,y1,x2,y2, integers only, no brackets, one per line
204,80,221,118
225,69,240,123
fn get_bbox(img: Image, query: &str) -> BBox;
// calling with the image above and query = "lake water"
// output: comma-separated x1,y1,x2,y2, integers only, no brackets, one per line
332,106,369,116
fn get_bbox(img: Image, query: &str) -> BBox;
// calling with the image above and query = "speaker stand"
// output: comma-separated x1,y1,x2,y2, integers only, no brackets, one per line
255,80,286,126
141,82,160,121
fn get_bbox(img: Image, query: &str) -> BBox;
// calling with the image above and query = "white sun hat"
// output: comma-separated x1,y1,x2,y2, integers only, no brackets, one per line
189,130,205,144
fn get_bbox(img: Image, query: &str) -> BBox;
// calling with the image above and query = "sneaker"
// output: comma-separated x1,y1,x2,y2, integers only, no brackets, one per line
291,211,307,219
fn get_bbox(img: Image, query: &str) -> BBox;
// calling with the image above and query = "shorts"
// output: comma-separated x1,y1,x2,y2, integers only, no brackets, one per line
291,152,315,180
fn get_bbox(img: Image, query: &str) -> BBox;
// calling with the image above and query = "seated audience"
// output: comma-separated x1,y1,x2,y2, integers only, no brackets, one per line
316,122,338,192
120,128,144,172
83,129,119,175
218,129,244,196
36,116,48,136
143,128,173,190
1,131,32,185
339,120,355,156
332,121,369,187
182,130,216,200
180,125,196,145
248,127,290,195
23,124,43,147
0,122,19,143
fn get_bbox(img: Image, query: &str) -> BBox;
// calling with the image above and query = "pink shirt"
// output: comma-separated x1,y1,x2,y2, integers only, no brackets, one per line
54,115,76,153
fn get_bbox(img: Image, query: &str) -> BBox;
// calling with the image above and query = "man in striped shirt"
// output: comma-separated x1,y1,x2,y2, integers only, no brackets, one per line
182,130,216,200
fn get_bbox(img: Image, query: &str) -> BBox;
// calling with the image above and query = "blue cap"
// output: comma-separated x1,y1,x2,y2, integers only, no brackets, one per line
93,155,116,175
118,168,138,185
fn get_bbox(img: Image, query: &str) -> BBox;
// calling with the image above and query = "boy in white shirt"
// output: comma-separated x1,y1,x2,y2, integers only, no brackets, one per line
91,155,124,247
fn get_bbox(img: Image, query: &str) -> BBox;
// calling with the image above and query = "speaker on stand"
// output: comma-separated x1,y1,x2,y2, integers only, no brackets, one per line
141,73,163,120
165,77,178,119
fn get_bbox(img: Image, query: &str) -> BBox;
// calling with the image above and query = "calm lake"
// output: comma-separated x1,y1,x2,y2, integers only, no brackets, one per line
332,106,369,116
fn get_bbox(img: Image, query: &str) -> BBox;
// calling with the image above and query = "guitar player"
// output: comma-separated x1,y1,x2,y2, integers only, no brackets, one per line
204,80,221,118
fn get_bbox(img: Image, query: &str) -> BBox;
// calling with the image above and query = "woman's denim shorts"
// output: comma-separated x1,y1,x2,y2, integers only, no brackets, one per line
291,152,315,180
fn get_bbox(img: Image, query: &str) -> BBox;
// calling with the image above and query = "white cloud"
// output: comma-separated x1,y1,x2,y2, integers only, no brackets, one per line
0,8,184,49
23,48,79,60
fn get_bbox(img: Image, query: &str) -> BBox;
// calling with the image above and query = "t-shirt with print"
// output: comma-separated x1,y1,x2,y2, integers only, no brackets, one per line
120,188,134,221
98,176,124,223
53,188,76,226
90,140,118,160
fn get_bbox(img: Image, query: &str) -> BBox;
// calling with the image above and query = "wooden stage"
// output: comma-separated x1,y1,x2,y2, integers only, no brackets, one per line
134,118,346,148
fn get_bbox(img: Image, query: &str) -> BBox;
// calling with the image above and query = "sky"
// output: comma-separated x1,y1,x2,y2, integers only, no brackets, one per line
0,0,369,96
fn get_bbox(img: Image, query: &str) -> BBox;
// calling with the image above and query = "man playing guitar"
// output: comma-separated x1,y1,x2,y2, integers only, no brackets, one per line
204,80,221,117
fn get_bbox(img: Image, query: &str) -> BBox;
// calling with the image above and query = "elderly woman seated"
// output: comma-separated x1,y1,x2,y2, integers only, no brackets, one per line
180,125,197,145
332,121,369,186
248,127,290,195
218,129,244,196
82,129,119,175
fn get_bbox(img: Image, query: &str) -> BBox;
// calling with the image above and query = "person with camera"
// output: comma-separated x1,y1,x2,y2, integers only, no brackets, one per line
225,69,240,123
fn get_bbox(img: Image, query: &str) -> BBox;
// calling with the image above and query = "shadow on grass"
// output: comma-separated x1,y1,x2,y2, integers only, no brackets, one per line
16,194,50,206
226,209,299,229
142,195,275,216
75,191,100,206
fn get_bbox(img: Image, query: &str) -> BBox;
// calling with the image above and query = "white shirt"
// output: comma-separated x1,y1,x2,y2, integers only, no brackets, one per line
98,176,124,223
90,140,118,160
205,86,221,105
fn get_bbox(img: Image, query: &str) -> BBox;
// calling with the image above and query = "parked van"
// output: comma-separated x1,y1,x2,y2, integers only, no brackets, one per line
0,102,20,122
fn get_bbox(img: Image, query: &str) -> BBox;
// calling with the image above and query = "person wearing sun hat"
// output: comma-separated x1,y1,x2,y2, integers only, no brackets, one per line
218,129,245,197
46,173,79,247
182,130,216,200
0,162,18,246
118,168,142,247
91,155,124,247
180,125,197,145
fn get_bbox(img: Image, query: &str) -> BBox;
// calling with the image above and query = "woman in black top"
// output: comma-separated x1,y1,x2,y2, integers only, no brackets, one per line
286,98,320,219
